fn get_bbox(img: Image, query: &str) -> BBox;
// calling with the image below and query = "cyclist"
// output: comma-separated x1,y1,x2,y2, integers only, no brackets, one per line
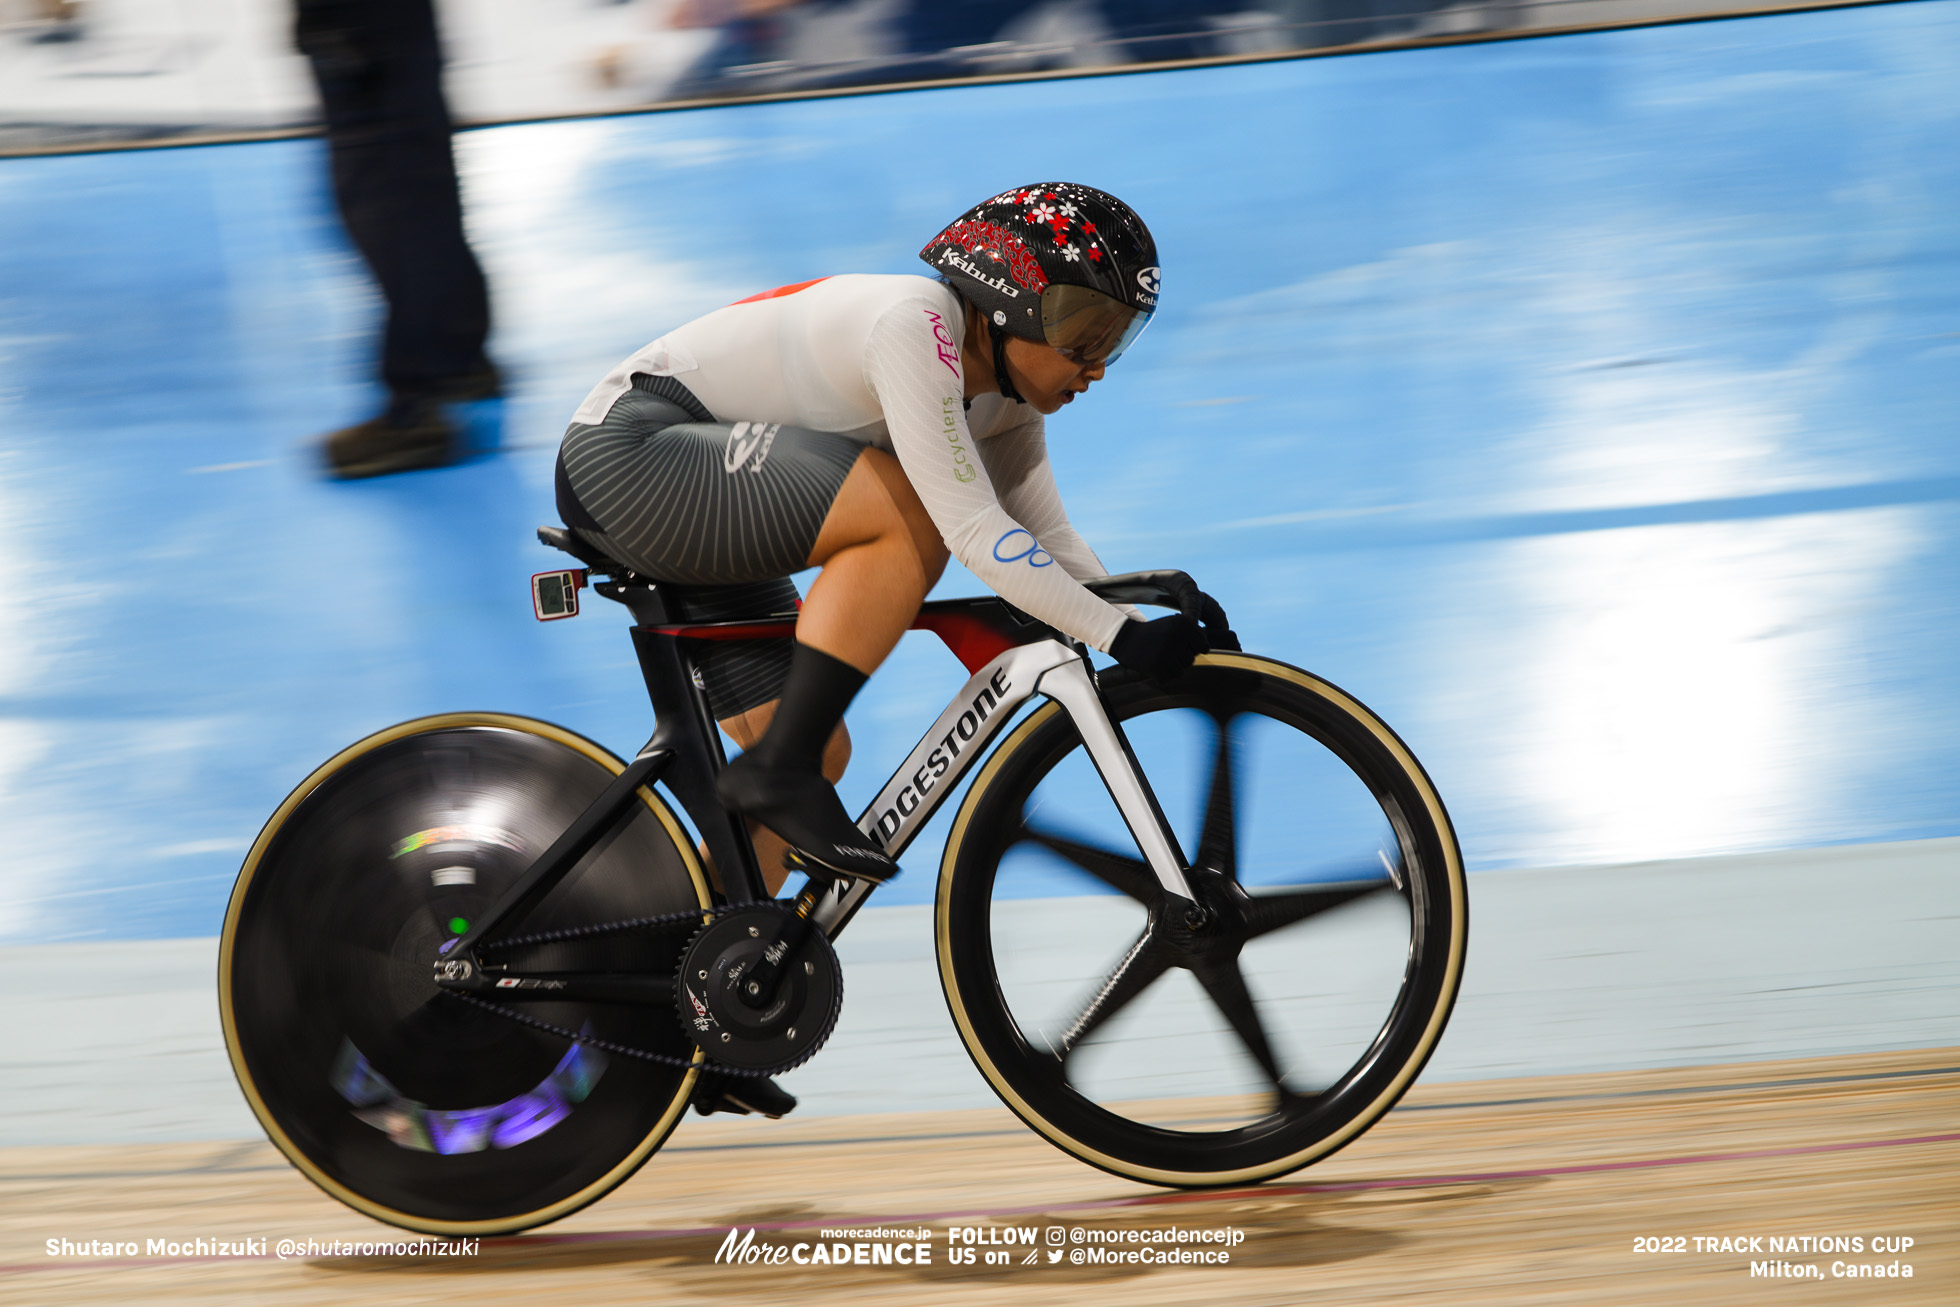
555,185,1220,1108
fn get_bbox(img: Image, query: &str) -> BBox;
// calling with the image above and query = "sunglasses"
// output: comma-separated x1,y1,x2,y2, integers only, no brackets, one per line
1041,284,1154,366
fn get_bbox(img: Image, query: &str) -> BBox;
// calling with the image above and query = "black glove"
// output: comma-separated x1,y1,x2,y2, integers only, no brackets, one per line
1195,591,1241,652
1110,613,1207,679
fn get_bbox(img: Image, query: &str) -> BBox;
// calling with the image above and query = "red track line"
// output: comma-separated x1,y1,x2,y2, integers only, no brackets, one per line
10,1129,1957,1275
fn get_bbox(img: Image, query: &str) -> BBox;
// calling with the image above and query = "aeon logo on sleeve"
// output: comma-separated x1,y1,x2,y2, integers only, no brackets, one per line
923,310,961,377
992,528,1053,568
723,422,779,474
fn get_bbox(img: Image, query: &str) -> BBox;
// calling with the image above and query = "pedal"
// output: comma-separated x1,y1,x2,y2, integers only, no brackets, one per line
782,847,899,885
692,1072,798,1120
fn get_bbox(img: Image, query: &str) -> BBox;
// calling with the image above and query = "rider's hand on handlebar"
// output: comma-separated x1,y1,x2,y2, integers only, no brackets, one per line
1195,590,1241,652
1110,613,1207,679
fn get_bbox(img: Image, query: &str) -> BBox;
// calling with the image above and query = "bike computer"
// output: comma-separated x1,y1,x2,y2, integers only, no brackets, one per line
531,569,586,620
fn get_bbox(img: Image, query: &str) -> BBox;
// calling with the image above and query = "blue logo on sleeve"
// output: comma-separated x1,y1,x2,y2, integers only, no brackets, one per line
992,529,1053,568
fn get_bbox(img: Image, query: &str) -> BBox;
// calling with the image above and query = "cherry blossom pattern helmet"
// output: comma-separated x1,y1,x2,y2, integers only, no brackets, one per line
920,183,1160,378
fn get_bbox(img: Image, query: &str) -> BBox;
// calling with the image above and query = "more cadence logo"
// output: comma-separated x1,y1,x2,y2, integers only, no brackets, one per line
714,1227,934,1267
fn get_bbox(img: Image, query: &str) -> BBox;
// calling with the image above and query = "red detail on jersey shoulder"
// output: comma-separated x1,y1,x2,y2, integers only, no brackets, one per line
731,277,832,306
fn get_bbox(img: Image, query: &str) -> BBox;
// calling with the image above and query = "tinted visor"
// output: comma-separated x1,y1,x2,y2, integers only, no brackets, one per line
1039,283,1153,366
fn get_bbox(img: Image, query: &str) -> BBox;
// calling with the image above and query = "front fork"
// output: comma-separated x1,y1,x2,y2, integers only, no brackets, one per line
1033,655,1200,905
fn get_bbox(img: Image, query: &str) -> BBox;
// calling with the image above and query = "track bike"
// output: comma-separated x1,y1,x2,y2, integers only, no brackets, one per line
220,526,1467,1235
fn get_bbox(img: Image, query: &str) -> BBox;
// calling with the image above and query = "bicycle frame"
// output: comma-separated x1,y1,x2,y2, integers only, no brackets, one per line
434,574,1202,1001
818,638,1196,934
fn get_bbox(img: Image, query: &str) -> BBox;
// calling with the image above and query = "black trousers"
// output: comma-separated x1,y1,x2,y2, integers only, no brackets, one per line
297,0,490,400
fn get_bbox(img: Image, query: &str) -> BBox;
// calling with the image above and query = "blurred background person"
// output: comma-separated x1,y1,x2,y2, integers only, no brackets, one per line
297,0,501,479
655,0,890,98
640,0,1321,100
650,0,1106,97
22,0,84,44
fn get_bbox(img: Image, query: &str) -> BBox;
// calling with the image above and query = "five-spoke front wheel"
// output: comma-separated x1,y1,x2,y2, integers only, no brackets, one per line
936,653,1467,1187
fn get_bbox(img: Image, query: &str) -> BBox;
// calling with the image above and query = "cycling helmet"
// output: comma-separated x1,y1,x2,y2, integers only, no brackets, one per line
920,183,1160,398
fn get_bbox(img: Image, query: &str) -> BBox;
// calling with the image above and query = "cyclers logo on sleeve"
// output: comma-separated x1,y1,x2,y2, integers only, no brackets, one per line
941,396,977,482
723,422,779,474
993,529,1052,568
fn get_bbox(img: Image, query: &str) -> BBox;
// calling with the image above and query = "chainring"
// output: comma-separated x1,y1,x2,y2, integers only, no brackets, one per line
676,903,842,1073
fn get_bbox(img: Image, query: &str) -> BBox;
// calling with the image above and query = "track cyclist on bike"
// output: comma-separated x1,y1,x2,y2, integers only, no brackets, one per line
559,183,1217,881
224,189,1462,1219
556,185,1226,1109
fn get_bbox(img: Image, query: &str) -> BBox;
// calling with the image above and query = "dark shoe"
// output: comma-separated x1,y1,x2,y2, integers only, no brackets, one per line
716,753,899,883
423,362,503,404
693,1072,797,1119
321,401,459,479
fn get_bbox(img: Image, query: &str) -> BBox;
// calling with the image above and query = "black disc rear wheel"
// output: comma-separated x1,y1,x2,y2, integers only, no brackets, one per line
937,653,1467,1187
220,714,710,1235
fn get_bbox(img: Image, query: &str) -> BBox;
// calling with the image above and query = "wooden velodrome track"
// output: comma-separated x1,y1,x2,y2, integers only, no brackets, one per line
4,1047,1953,1305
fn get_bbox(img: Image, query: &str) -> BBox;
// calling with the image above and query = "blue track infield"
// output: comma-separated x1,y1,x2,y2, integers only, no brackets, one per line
0,1,1956,940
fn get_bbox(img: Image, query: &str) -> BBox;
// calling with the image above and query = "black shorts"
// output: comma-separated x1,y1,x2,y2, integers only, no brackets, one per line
555,374,864,719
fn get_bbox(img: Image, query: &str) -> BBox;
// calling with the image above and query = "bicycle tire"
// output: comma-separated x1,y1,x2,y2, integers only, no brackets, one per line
219,713,711,1235
937,652,1467,1187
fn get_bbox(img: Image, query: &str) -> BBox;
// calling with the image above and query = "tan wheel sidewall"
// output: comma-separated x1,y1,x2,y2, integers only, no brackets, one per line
218,712,711,1236
935,652,1468,1186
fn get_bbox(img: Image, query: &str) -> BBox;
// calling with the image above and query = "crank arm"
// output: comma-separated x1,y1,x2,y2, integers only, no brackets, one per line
737,877,830,1006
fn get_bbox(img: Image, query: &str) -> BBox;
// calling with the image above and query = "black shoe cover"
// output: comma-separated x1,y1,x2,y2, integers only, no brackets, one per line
716,753,898,883
693,1072,797,1119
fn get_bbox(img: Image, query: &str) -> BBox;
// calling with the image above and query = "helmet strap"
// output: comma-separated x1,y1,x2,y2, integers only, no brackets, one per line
988,322,1026,404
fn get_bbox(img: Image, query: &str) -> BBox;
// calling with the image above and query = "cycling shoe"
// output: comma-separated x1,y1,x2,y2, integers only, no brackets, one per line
693,1071,797,1120
715,753,899,883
